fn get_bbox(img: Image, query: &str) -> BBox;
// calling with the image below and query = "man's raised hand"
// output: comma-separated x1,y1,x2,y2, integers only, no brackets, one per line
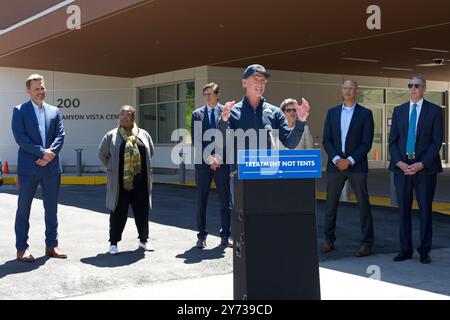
221,101,235,122
294,98,310,122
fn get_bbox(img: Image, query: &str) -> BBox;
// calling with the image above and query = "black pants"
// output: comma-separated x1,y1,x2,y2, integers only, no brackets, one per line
195,165,231,241
324,171,374,245
394,172,437,255
109,183,149,245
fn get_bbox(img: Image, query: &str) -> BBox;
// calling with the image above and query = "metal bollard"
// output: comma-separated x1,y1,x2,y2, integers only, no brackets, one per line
75,149,83,176
179,151,186,184
390,172,398,206
340,180,351,202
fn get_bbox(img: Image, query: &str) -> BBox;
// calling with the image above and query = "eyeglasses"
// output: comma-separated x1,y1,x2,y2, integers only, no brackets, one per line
408,83,424,89
284,108,296,113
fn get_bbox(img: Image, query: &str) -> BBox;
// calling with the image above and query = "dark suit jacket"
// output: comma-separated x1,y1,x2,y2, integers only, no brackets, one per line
11,101,65,176
388,99,443,174
191,104,225,168
323,104,374,173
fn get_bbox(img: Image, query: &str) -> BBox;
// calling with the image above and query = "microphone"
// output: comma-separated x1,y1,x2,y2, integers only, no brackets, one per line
265,124,278,150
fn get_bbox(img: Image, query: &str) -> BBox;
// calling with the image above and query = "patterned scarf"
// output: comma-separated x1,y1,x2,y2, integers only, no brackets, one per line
118,123,141,191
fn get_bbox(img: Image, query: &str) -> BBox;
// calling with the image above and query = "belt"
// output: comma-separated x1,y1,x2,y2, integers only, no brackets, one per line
407,153,415,160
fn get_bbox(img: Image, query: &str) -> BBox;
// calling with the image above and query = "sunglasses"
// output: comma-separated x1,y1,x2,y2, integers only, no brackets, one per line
284,108,296,113
408,83,424,89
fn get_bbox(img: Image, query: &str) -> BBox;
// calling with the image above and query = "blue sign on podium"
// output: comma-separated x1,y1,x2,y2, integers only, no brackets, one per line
237,149,322,180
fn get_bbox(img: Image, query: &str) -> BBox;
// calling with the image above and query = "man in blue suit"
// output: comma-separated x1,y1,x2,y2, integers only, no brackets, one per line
191,82,232,249
389,76,443,264
11,74,66,262
321,80,375,257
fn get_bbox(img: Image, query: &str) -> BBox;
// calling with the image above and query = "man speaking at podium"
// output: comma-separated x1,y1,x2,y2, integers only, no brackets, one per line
217,64,311,199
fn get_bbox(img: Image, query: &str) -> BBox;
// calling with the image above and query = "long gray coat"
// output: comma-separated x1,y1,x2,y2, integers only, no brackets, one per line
98,127,154,211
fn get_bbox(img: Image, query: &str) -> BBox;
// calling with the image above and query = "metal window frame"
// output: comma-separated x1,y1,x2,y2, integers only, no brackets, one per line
137,80,194,145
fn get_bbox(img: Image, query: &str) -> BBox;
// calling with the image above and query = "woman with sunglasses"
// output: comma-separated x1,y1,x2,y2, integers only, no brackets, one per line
280,98,314,149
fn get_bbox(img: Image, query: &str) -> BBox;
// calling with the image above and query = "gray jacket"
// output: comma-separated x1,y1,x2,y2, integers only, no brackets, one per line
98,127,154,211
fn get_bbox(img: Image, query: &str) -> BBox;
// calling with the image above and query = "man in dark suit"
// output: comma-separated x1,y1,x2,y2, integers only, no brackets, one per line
389,76,443,264
191,82,232,249
11,74,66,262
321,80,375,257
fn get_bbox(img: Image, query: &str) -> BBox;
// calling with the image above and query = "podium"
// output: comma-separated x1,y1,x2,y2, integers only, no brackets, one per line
233,149,321,300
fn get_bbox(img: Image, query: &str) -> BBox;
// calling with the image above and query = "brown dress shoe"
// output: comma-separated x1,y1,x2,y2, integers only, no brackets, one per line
320,240,334,253
17,249,35,263
356,244,372,257
45,247,67,259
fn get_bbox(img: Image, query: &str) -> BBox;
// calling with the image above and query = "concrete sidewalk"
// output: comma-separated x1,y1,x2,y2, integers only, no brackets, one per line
1,184,450,300
66,268,449,300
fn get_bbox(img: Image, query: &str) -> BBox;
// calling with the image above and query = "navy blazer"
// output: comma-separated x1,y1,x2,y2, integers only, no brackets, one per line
388,99,443,174
12,101,65,176
323,104,374,173
191,104,225,168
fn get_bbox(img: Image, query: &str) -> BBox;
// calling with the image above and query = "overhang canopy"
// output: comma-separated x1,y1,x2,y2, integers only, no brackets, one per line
1,0,450,81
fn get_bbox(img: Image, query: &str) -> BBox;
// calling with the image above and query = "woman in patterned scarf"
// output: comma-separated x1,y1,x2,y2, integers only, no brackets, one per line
99,105,155,255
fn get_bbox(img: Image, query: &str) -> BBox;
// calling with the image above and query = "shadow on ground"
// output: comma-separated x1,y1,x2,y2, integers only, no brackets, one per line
0,256,50,279
175,245,227,264
80,250,146,268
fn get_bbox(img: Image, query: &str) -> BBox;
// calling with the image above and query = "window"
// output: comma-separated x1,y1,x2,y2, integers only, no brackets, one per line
357,88,384,105
138,81,195,144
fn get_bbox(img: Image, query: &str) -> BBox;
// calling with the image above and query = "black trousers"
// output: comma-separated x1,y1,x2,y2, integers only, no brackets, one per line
195,165,231,241
324,171,374,245
109,183,149,245
394,172,437,255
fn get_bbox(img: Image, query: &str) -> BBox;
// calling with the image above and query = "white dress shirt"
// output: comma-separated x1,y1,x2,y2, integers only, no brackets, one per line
206,104,219,126
332,103,356,166
31,100,47,147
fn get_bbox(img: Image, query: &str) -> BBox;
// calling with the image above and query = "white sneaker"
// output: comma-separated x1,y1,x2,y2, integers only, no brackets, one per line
138,241,155,252
108,245,119,255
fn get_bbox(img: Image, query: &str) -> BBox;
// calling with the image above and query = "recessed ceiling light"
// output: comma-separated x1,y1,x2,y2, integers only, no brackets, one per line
382,67,414,71
411,47,449,53
342,58,379,63
415,63,445,67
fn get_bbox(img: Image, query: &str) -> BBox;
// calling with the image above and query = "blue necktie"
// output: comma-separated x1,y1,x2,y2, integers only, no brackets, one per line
210,109,216,129
210,109,216,154
406,104,417,155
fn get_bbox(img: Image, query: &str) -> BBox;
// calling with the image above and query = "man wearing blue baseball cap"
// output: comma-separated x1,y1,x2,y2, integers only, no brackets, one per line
218,64,311,201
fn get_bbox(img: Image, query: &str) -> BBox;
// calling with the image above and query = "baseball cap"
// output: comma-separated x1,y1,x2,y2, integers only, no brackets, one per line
242,64,271,79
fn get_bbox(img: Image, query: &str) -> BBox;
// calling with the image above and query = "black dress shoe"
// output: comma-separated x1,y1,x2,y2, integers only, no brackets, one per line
393,252,413,262
196,239,206,249
420,253,431,264
220,238,233,248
